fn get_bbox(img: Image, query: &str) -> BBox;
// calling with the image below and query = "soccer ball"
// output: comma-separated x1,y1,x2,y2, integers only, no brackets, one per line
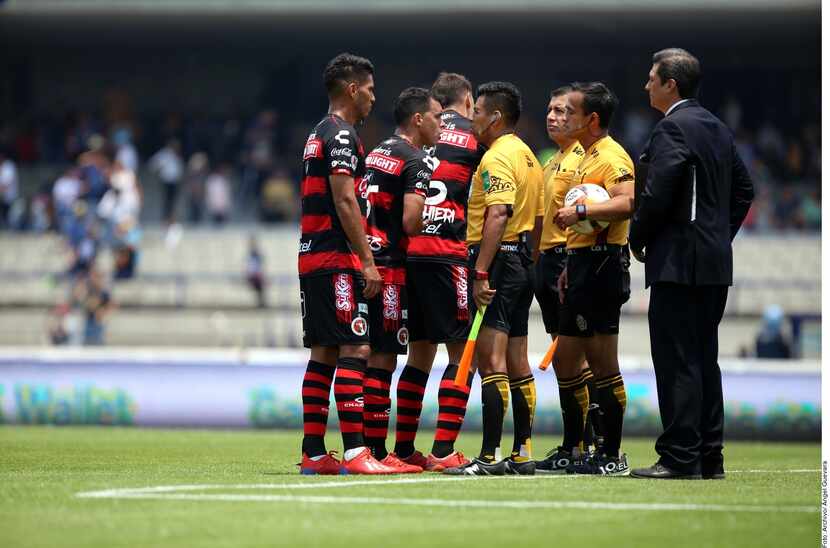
563,183,611,235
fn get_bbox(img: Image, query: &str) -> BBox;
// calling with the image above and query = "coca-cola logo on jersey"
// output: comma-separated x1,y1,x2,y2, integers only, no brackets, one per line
330,146,353,157
382,284,399,320
334,274,353,312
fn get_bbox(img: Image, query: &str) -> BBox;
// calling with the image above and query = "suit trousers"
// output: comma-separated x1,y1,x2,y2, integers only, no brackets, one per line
648,282,729,474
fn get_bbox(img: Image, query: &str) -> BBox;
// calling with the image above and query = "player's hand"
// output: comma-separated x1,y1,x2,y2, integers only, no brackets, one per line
557,268,568,304
554,206,578,230
473,279,496,309
632,246,646,263
361,264,382,299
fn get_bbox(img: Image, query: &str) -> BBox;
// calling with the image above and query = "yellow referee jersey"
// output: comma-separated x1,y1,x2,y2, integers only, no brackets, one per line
540,140,584,251
566,135,634,249
467,133,543,245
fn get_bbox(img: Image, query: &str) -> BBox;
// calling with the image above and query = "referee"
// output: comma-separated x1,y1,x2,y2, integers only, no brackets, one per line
630,49,753,480
444,81,543,476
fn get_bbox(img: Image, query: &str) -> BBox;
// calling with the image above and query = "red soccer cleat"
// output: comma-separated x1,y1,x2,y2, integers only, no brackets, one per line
397,450,428,469
340,448,399,475
381,453,423,473
299,452,342,475
424,451,470,472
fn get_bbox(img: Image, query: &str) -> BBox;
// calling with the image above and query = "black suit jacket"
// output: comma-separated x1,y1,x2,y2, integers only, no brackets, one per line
629,100,754,287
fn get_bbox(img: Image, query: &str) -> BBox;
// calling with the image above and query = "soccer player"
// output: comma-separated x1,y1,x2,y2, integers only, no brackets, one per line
390,73,483,472
532,85,603,474
298,53,396,475
553,81,635,475
359,87,441,472
445,82,542,476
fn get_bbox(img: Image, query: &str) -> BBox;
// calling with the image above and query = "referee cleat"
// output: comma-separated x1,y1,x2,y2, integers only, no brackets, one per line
397,450,428,470
424,451,470,472
443,457,506,476
503,457,536,476
534,447,576,474
567,452,630,476
299,452,341,475
340,448,399,475
380,453,423,473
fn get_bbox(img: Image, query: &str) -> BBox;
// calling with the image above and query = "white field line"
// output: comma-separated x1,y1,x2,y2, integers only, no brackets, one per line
75,472,820,514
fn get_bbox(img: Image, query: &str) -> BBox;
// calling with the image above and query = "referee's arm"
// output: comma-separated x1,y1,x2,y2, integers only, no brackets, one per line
629,120,689,252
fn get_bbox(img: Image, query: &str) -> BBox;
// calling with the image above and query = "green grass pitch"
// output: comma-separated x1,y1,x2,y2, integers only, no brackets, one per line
0,426,820,547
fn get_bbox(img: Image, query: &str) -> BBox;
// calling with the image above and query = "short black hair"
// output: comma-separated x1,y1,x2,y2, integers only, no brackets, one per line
571,81,618,129
393,87,433,126
652,48,702,99
550,84,575,99
476,81,522,127
430,72,472,108
323,52,374,96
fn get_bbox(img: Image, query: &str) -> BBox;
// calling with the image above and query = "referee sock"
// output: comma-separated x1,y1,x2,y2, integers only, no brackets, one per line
594,373,627,457
479,373,509,463
362,367,393,460
432,363,473,458
301,360,335,458
334,357,367,453
557,371,591,452
393,365,429,458
582,369,604,452
509,374,536,462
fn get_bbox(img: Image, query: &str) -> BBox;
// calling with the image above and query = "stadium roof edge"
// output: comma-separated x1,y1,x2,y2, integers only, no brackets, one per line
0,0,819,13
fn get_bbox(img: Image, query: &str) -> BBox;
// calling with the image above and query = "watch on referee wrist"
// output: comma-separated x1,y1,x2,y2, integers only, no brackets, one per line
576,204,587,220
475,270,489,281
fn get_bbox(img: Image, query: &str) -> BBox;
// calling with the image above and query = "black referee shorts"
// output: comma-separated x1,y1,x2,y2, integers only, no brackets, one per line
558,244,631,338
533,245,567,335
468,240,534,338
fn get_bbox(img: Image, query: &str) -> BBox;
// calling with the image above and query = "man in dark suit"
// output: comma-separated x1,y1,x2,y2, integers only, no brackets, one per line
628,48,754,480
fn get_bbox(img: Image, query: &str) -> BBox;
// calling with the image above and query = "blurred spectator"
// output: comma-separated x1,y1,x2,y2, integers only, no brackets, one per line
53,166,83,234
77,135,112,205
68,221,100,279
772,187,802,230
755,305,793,359
47,302,71,346
260,169,297,223
799,188,821,230
112,126,139,173
206,164,232,225
245,236,266,308
185,152,209,223
148,139,184,225
241,109,278,205
720,95,742,132
0,148,19,228
74,268,115,346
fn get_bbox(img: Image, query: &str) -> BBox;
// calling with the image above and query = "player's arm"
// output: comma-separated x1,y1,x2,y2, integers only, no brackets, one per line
403,193,426,235
330,174,382,298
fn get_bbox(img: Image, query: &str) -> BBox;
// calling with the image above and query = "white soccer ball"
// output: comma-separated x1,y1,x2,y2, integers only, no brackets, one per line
563,183,611,235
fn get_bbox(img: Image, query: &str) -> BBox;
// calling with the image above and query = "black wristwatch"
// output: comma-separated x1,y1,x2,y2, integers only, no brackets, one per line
576,204,587,220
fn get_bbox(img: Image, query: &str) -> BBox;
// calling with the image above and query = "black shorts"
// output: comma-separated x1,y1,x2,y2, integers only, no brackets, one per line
301,272,369,348
533,245,567,334
367,281,409,354
558,245,631,337
468,242,534,338
407,261,470,344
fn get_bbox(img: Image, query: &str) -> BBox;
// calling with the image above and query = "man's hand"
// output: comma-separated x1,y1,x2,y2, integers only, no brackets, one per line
361,263,382,299
554,206,579,230
557,268,568,304
632,246,646,263
473,279,497,309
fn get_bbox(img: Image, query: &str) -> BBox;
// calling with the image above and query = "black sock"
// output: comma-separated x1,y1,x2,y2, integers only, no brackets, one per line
509,374,536,461
583,370,604,451
557,371,590,452
594,373,626,457
479,373,509,463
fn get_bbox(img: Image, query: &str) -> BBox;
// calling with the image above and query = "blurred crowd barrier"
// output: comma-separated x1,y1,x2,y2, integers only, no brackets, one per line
0,347,818,441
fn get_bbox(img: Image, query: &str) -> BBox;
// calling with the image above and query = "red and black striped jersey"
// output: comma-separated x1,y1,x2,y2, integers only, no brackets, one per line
360,134,430,279
298,114,367,278
406,110,484,265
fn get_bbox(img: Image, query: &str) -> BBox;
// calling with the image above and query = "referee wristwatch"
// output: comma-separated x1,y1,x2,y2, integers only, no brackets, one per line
576,204,587,220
